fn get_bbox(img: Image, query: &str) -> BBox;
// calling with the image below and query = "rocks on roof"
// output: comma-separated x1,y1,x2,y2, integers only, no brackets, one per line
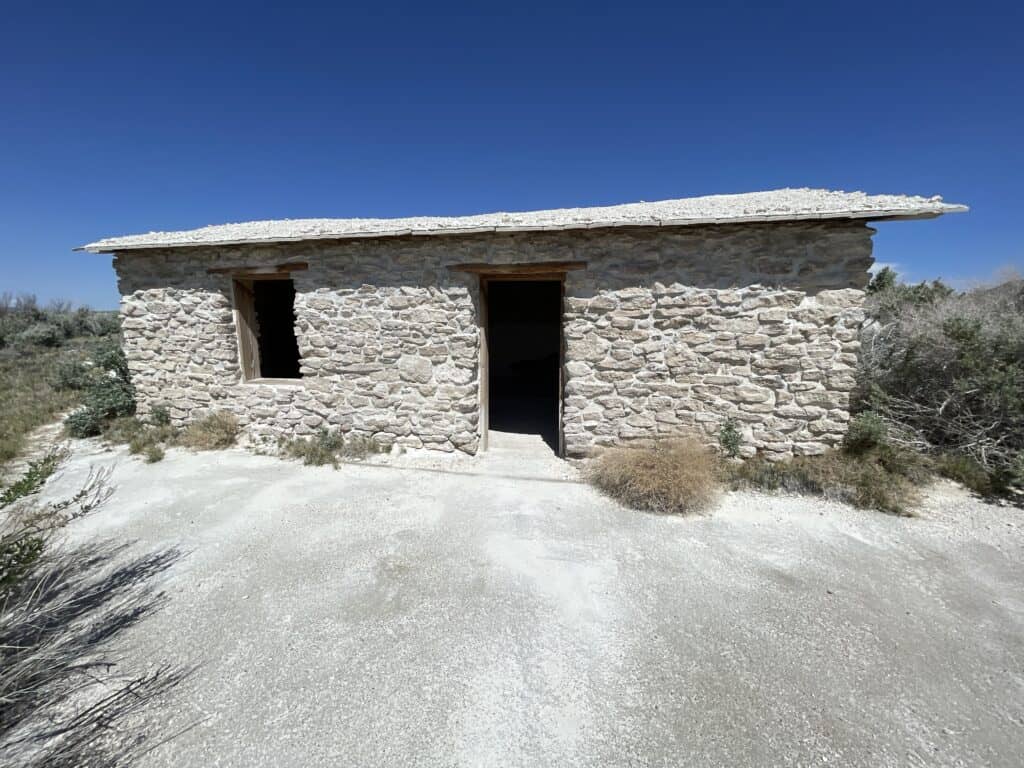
79,188,967,252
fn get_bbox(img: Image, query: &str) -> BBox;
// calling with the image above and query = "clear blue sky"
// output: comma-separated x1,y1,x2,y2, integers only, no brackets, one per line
2,1,1021,308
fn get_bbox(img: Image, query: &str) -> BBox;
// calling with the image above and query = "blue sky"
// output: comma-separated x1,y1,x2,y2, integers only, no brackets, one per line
2,1,1021,308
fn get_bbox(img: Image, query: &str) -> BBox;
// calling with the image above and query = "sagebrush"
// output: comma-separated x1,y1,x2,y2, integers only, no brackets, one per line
859,272,1023,492
178,412,240,450
586,437,721,515
282,428,382,466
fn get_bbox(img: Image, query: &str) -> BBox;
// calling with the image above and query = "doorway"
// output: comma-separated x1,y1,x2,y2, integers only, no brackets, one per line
484,279,563,453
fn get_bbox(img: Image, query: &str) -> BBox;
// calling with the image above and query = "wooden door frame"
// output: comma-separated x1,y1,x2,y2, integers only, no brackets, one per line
476,271,569,457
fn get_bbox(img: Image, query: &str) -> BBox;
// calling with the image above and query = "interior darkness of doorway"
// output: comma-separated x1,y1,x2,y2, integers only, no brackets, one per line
486,280,561,451
253,280,301,378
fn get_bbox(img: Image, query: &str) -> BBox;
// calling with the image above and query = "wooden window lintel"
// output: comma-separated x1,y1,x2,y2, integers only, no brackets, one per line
208,261,308,276
448,260,586,275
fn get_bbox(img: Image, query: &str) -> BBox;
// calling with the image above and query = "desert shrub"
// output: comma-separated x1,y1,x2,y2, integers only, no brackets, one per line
148,404,171,427
0,449,67,508
50,357,91,391
842,412,887,455
91,338,131,381
76,310,121,338
586,437,721,515
82,374,136,420
935,453,993,496
859,277,1024,492
866,266,898,294
725,448,924,516
344,434,383,459
128,425,176,456
15,322,63,348
143,444,165,463
718,417,742,458
64,407,104,438
99,417,177,463
282,428,381,466
102,416,146,444
0,294,119,352
179,411,239,450
873,443,934,486
62,343,136,439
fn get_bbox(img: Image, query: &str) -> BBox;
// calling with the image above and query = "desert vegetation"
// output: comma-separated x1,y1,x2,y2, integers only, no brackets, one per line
859,269,1023,494
0,295,120,465
281,428,383,467
96,411,241,463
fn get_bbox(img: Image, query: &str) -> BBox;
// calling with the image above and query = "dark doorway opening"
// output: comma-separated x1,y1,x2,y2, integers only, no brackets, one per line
486,280,562,452
252,280,301,378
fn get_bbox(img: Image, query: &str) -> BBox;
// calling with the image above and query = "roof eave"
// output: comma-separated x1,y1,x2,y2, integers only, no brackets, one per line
76,204,969,254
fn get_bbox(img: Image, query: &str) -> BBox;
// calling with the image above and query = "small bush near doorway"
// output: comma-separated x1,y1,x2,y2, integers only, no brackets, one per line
586,437,721,515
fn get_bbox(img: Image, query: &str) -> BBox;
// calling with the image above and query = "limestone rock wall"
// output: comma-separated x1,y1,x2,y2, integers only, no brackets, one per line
113,220,873,457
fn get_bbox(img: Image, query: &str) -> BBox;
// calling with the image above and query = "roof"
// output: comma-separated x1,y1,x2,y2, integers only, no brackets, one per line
78,188,967,253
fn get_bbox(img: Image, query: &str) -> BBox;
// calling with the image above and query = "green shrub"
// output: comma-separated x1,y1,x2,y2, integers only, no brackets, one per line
179,412,239,450
16,322,63,348
0,449,66,507
842,412,887,455
62,344,135,439
718,417,742,458
866,266,898,294
64,408,103,438
82,375,135,420
80,310,121,337
586,438,721,515
91,339,132,382
148,404,171,427
50,358,91,391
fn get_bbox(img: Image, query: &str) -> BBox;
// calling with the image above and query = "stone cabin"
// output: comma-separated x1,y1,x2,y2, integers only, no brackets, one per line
80,189,965,459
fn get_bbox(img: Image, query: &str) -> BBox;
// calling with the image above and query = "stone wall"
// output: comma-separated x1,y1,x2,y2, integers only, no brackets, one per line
113,220,873,458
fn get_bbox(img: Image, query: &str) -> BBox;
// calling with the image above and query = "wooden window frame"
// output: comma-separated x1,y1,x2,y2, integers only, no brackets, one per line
229,270,304,385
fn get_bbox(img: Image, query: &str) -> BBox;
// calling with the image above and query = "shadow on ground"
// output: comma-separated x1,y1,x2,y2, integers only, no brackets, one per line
0,540,191,767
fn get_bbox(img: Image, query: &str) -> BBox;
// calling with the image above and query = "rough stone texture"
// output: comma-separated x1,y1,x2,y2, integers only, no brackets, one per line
113,221,873,457
83,187,965,251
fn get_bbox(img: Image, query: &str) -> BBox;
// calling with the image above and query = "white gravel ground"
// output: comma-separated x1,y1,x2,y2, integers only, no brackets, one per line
38,433,1024,768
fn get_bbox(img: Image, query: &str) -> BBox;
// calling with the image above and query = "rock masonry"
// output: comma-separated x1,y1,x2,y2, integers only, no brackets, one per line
114,220,872,458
